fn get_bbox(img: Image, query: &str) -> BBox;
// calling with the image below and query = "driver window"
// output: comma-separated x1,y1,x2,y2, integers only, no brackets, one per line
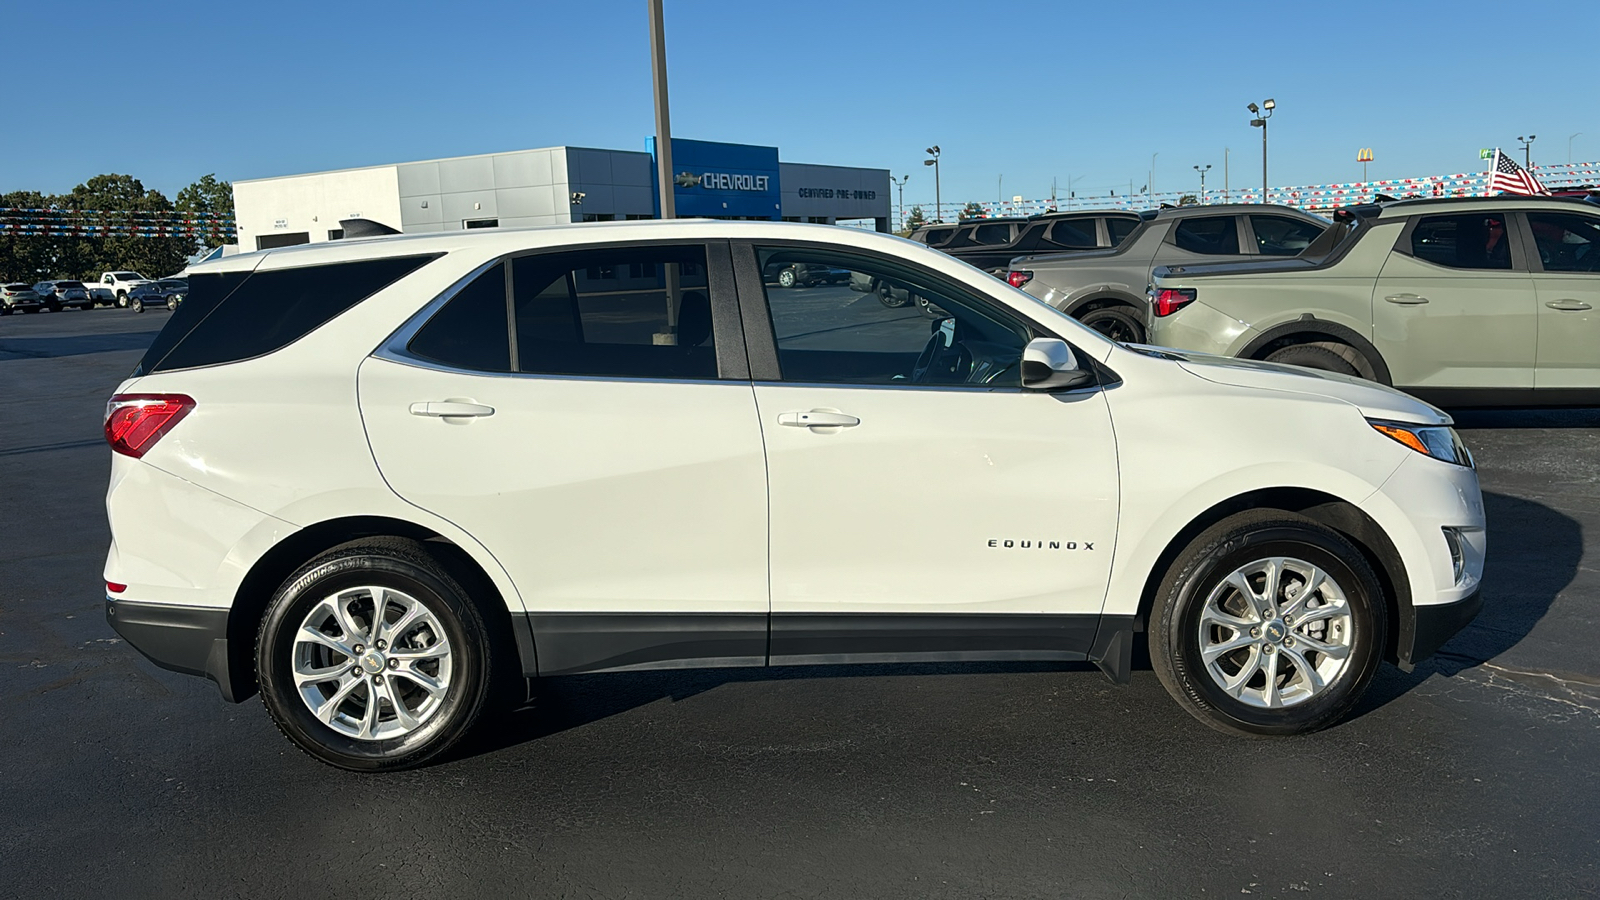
755,247,1028,387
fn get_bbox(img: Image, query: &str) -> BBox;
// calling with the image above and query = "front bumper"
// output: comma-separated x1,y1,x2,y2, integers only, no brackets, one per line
106,596,244,701
1403,585,1483,669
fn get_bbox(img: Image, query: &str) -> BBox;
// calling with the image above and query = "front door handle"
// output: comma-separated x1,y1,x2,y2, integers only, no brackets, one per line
1545,299,1593,311
1384,293,1429,305
778,410,860,429
409,401,495,418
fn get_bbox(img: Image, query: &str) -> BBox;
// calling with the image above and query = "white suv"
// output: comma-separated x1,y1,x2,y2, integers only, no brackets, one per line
103,220,1486,770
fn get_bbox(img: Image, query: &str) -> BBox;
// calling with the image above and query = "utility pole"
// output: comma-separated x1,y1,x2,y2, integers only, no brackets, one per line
1150,152,1158,204
1571,133,1584,164
1224,148,1230,202
647,0,675,220
923,147,941,222
1248,99,1275,202
1517,135,1537,168
998,174,1003,211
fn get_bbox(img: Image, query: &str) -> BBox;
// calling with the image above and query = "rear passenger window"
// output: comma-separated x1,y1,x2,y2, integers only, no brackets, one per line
1250,216,1323,256
138,255,437,375
512,244,717,379
1409,214,1513,270
1107,218,1139,245
921,228,956,245
1048,219,1097,248
1172,217,1241,254
408,264,511,372
972,223,1012,245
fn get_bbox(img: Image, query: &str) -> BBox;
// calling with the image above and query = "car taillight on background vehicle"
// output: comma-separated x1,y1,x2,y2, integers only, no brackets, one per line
1007,270,1033,288
104,394,195,458
1152,288,1197,317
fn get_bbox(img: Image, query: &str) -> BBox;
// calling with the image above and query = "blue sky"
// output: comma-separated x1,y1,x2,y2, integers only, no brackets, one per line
6,0,1595,205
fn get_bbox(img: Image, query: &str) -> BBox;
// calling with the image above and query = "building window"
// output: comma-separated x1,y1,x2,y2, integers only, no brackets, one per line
624,214,653,220
327,229,345,241
808,216,829,224
464,218,499,230
581,213,615,222
781,216,801,222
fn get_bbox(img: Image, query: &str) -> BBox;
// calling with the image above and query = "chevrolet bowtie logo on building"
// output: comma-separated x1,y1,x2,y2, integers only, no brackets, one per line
676,171,770,192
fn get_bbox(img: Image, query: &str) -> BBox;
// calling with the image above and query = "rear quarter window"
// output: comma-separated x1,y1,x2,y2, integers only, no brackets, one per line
1107,217,1139,245
136,255,439,375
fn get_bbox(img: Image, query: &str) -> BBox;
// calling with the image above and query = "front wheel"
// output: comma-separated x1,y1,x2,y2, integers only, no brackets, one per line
1265,344,1361,378
166,296,178,310
130,297,144,313
777,268,797,288
257,538,493,770
116,292,128,307
1150,511,1386,736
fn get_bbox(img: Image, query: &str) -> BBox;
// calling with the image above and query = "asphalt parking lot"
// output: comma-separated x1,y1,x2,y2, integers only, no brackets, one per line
2,307,1598,898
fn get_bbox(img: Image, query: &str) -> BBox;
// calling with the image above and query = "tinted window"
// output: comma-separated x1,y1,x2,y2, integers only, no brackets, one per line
1048,219,1097,248
972,223,1012,245
512,244,716,379
1172,217,1241,254
139,255,436,374
756,246,1028,387
1250,215,1323,256
1527,213,1600,273
1410,214,1512,270
408,264,510,372
921,227,956,245
1107,218,1139,245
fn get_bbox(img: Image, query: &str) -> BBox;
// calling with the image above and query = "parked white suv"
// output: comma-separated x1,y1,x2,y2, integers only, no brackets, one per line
104,220,1486,770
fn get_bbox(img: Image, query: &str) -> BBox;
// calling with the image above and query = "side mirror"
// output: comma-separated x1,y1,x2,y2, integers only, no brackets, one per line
1022,337,1094,391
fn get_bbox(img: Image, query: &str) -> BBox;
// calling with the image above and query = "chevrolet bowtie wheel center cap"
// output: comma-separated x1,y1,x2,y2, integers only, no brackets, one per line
360,650,387,675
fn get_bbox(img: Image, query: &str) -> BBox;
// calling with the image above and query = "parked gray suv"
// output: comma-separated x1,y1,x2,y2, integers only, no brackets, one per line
1008,205,1329,343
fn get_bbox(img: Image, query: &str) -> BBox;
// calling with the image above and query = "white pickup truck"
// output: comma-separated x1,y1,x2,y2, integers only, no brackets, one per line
97,271,155,307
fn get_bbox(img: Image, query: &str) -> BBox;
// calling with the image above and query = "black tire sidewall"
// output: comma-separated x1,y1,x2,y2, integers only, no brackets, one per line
1079,306,1144,343
1158,524,1384,735
257,549,488,770
1266,344,1359,377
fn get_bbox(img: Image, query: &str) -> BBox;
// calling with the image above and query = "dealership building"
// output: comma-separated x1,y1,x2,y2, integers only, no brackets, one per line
233,138,892,251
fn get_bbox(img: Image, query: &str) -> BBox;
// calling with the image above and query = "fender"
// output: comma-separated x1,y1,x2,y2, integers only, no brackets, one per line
1059,284,1148,318
1236,316,1393,386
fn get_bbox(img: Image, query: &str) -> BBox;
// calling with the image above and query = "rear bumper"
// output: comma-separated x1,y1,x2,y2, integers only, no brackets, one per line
106,597,244,701
1400,587,1483,670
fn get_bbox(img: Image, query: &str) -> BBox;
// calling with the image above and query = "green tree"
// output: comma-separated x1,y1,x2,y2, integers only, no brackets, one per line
0,190,60,283
176,174,235,250
960,201,985,219
1178,194,1199,207
66,174,191,278
904,205,926,231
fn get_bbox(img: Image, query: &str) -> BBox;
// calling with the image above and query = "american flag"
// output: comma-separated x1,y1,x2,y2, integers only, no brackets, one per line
1487,149,1550,196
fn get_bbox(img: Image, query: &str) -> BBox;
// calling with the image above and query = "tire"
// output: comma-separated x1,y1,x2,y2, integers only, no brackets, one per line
256,537,493,771
0,306,10,316
116,292,127,307
130,297,144,313
166,296,178,310
1264,344,1360,377
47,301,61,313
1150,511,1386,737
1077,305,1145,344
777,268,797,288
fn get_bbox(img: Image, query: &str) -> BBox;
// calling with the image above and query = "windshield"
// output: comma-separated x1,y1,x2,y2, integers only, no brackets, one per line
112,272,144,280
57,281,84,289
160,280,187,288
5,284,30,291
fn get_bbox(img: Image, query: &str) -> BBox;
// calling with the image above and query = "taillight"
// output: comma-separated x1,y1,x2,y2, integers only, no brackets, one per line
104,394,195,458
106,581,127,594
1007,270,1033,288
1152,288,1197,317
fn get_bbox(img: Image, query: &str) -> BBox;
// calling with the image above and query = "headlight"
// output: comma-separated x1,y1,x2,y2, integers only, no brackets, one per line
1368,419,1474,468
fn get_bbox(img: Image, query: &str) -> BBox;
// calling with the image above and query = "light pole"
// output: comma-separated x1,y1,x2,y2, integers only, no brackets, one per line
1517,134,1537,168
1224,148,1230,202
1248,98,1275,203
1193,164,1212,203
647,0,675,219
923,146,941,222
1067,174,1086,211
1569,133,1583,164
890,174,909,231
1150,152,1159,204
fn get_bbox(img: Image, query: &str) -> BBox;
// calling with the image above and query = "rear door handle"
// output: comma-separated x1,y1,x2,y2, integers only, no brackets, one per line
778,410,860,429
1384,293,1429,305
1545,299,1593,311
409,401,495,418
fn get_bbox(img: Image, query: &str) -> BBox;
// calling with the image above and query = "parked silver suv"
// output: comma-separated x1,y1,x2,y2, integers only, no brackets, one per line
1008,205,1329,343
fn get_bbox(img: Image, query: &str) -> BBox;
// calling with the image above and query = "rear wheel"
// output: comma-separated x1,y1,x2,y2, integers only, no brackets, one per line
166,296,178,310
116,292,128,307
256,538,493,770
1265,344,1360,377
1150,511,1386,736
1078,305,1145,344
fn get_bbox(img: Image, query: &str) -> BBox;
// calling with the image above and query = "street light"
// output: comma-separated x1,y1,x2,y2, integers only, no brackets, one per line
923,146,941,222
890,174,910,231
1248,98,1275,203
1193,164,1212,203
1150,152,1159,203
1517,134,1537,168
1569,133,1583,164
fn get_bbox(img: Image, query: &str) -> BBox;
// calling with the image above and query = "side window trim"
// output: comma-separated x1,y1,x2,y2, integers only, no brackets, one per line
1237,216,1256,255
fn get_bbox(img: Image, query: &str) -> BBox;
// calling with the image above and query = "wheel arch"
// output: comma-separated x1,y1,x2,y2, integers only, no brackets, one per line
224,515,533,703
1060,287,1147,318
1237,318,1393,386
1129,487,1411,667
